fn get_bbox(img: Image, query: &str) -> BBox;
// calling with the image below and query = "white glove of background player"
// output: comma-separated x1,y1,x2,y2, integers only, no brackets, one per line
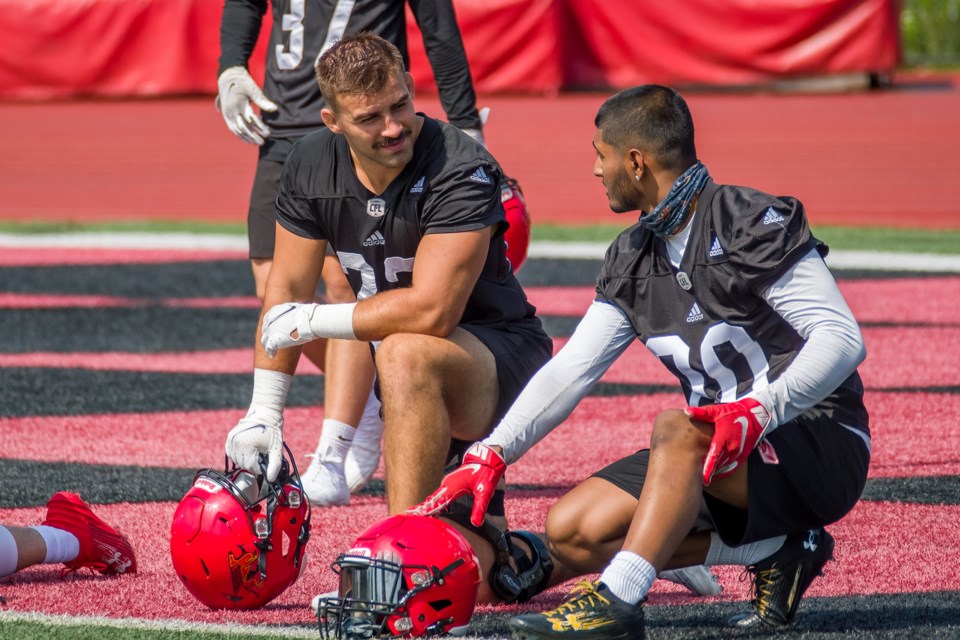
216,66,278,145
261,302,357,357
225,369,292,481
226,407,284,481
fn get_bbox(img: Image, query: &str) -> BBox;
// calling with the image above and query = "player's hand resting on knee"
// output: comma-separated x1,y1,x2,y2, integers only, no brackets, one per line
409,443,506,527
686,398,771,486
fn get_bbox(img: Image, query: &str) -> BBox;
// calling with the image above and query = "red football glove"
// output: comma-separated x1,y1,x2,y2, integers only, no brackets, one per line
408,443,506,527
685,398,771,486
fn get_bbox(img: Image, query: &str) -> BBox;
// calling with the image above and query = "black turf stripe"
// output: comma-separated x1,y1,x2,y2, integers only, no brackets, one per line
1,459,955,509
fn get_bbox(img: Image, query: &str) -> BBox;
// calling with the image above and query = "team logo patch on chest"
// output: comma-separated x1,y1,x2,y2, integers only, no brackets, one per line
366,198,386,218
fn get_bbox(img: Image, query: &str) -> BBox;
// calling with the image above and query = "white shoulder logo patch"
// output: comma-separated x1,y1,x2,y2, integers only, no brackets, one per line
409,176,425,194
762,207,785,225
468,167,492,185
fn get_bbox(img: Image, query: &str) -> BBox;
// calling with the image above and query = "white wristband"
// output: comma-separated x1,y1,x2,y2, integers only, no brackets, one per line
251,368,293,415
307,302,357,340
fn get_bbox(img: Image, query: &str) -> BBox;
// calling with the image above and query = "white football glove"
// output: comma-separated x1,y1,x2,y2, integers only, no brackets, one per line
215,66,279,145
226,406,284,481
261,302,357,357
459,106,489,147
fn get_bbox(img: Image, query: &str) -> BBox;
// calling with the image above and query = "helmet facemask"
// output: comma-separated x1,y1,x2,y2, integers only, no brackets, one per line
317,515,480,638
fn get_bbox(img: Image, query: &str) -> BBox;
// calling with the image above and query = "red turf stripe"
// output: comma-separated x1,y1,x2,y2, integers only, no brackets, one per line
0,499,954,623
525,286,596,316
0,406,333,470
0,349,271,373
0,293,259,309
840,277,960,324
0,248,246,266
4,392,956,480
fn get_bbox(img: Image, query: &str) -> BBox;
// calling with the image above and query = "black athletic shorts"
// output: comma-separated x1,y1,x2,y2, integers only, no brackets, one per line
247,156,284,260
592,410,870,546
461,318,553,424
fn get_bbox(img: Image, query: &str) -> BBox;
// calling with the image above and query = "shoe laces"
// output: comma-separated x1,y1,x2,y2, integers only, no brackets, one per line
740,563,782,616
544,580,609,617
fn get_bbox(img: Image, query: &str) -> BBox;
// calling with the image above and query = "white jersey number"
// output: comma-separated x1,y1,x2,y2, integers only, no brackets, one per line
336,251,414,301
276,0,305,70
646,323,770,406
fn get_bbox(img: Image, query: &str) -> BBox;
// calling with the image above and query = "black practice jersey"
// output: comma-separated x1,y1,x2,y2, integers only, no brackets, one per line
597,180,868,430
276,115,538,327
219,0,482,141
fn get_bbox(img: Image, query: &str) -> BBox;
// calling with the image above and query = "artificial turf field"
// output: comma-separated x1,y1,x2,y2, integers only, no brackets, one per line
2,81,960,638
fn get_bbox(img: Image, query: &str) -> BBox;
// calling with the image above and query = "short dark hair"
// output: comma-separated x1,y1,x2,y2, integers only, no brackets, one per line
594,85,697,172
315,33,406,111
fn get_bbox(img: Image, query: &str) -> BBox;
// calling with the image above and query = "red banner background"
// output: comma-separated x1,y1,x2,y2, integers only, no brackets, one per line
0,0,900,99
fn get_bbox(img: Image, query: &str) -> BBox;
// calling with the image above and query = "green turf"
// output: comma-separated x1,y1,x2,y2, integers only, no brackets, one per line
0,620,304,640
1,220,958,254
0,618,320,640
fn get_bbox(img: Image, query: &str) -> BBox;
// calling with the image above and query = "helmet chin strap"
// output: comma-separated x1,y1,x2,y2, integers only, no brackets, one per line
254,445,312,580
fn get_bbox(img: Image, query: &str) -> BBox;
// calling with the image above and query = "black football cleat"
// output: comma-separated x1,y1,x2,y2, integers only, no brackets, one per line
729,528,835,629
509,580,645,639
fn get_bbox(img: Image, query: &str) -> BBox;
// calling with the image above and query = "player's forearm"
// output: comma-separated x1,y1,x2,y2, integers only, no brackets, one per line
351,287,468,340
410,0,482,130
218,0,268,74
484,301,635,464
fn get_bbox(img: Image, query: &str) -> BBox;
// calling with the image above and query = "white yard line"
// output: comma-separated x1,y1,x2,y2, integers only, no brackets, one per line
2,233,959,272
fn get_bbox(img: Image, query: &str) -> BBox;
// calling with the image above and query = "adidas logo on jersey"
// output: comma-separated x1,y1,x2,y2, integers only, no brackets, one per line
468,166,492,184
708,236,724,258
686,303,704,323
409,176,425,194
762,207,785,225
363,231,385,247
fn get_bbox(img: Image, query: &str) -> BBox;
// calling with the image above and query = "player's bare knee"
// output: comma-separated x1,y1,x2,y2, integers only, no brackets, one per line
545,503,594,569
650,408,706,452
377,334,429,373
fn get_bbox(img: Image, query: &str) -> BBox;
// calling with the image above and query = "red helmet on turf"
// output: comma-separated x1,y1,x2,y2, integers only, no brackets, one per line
317,514,481,638
170,456,311,610
501,177,531,273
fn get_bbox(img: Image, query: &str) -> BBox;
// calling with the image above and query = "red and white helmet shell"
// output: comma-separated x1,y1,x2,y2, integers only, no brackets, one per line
321,514,481,637
170,468,310,610
500,177,531,273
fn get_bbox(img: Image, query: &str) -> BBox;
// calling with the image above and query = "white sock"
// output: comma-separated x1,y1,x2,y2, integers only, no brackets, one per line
705,533,787,566
29,525,80,565
317,419,355,461
599,551,657,605
0,526,18,578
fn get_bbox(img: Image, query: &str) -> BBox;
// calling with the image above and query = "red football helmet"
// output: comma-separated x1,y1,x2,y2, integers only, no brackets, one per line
501,176,531,273
317,514,481,638
170,455,311,610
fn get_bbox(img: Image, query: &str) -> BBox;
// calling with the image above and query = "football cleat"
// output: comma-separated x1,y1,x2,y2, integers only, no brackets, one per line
729,528,835,628
42,492,137,576
508,580,645,639
659,565,723,596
